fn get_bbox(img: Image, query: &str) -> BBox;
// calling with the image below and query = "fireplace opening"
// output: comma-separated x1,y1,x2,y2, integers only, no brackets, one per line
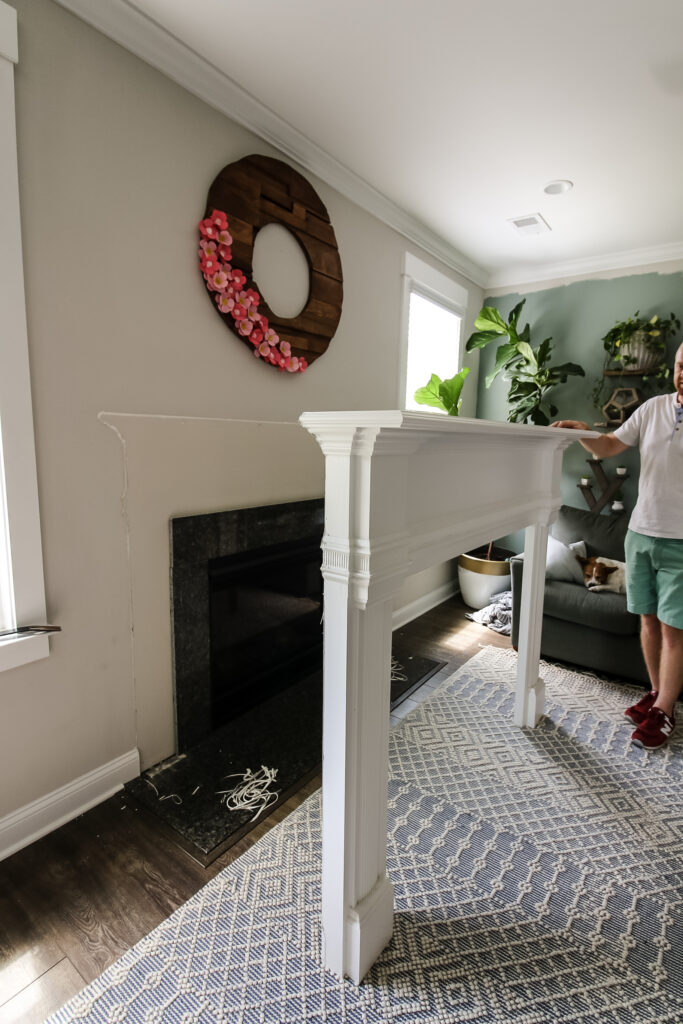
125,497,444,864
209,535,323,728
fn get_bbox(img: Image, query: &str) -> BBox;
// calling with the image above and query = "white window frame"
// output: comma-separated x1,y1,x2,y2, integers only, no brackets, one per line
398,252,469,411
0,2,49,671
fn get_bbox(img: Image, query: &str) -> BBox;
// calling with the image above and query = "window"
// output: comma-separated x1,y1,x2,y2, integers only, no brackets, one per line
0,2,49,670
399,253,468,412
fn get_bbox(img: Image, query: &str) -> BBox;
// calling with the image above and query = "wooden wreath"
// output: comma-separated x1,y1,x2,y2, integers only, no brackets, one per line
198,154,343,373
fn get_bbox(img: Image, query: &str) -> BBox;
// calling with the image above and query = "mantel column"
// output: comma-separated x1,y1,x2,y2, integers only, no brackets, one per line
312,425,412,983
514,445,564,727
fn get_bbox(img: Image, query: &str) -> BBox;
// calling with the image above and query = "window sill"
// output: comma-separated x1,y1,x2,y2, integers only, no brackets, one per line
0,631,49,672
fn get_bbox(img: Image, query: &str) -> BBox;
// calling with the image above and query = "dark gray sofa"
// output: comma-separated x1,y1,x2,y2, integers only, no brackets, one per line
510,504,649,685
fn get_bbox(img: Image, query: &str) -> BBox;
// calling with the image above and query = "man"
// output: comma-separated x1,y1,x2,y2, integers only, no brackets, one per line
552,343,683,750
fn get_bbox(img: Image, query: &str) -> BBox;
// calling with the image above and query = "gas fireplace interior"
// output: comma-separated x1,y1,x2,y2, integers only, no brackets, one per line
209,534,323,731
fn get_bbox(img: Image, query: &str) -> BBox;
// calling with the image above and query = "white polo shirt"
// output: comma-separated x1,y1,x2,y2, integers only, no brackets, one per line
613,392,683,539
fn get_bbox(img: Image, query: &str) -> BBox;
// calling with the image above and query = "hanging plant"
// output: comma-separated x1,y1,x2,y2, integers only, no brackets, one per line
591,310,680,410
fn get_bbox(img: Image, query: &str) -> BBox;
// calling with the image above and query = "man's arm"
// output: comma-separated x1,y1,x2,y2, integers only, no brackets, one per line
551,420,629,459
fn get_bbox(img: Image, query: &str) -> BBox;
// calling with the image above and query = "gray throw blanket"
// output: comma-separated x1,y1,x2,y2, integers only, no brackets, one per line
465,589,513,635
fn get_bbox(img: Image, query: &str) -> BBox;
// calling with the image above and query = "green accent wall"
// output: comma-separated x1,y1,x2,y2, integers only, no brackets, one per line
475,270,683,551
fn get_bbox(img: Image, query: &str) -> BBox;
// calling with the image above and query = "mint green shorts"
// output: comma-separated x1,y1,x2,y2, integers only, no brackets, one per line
625,530,683,629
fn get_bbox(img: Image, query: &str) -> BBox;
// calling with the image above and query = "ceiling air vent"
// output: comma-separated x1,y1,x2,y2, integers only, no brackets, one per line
508,213,551,236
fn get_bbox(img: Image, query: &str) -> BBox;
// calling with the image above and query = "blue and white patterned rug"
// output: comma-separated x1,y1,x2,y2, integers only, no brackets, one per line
47,647,683,1023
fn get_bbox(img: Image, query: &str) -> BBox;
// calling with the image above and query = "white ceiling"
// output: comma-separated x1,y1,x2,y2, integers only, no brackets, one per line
59,0,683,288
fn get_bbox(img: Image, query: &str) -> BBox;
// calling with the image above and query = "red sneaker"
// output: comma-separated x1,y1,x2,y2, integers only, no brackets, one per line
631,707,676,750
624,690,657,726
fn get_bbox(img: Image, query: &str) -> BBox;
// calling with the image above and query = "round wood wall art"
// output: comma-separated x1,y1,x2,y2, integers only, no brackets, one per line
198,155,343,373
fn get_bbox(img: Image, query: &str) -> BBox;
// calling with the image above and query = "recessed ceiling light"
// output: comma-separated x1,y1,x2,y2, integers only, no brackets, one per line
544,179,573,195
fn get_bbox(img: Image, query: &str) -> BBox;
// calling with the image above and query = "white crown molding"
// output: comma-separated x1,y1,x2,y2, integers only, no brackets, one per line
52,0,487,287
487,241,683,294
0,747,140,861
0,1,17,64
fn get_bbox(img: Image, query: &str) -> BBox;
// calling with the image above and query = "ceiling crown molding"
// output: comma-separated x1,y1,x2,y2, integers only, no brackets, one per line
0,0,17,64
53,0,487,288
487,241,683,294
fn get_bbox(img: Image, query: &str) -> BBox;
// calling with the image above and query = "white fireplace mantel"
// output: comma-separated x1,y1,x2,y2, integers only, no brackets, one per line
300,409,595,984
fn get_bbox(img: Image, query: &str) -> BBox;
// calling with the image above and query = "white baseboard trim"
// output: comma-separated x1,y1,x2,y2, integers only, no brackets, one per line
0,748,140,862
392,579,459,632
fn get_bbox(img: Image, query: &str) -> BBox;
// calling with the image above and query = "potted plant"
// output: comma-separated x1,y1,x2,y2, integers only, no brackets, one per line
465,300,585,425
457,540,515,609
591,310,680,409
413,367,511,608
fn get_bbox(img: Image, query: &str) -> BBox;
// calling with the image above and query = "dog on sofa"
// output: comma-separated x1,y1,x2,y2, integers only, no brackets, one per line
576,555,627,594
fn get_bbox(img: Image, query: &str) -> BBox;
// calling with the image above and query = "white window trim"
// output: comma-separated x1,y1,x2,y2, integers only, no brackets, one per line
0,2,49,670
398,252,469,409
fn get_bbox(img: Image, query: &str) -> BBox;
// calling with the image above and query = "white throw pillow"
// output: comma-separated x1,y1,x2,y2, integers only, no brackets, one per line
516,535,586,584
545,535,586,584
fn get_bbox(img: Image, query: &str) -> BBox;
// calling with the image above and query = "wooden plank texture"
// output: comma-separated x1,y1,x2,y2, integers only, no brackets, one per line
204,154,343,365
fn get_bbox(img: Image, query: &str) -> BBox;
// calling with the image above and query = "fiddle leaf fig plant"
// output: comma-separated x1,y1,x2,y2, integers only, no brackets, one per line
466,300,585,425
414,367,470,416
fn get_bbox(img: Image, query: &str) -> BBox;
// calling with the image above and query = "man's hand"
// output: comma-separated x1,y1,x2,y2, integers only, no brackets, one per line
551,420,629,458
551,420,590,430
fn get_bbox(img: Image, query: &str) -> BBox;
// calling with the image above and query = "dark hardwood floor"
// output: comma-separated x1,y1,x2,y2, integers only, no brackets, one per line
0,596,510,1024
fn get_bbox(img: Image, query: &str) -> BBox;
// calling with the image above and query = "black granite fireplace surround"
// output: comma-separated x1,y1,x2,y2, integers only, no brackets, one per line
171,499,324,753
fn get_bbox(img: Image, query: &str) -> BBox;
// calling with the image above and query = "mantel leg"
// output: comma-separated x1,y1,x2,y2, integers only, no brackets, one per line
514,521,548,727
320,577,395,984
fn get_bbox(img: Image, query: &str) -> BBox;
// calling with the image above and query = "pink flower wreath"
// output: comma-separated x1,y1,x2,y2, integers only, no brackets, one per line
198,209,307,373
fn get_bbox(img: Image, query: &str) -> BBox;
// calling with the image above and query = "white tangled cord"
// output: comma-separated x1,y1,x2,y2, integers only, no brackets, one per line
216,766,280,822
391,656,407,683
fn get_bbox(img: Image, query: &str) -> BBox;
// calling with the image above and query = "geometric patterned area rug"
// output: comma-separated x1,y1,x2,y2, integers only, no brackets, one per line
46,647,683,1023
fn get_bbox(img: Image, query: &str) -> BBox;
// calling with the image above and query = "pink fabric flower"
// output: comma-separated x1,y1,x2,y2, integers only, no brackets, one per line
217,228,232,246
216,292,235,314
199,218,218,239
238,319,254,336
231,269,246,290
209,209,228,230
286,356,300,373
198,210,227,239
253,347,261,358
199,239,218,258
265,329,280,348
278,339,290,357
258,341,271,358
210,269,231,292
200,256,221,277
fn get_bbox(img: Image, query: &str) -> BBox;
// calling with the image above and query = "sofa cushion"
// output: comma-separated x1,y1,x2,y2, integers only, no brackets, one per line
543,580,640,636
551,505,628,561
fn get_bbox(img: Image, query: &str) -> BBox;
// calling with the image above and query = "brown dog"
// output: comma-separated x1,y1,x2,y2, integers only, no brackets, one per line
576,555,626,593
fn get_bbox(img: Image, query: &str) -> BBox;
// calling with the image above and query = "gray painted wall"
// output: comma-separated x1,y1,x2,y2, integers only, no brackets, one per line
475,270,683,550
1,0,482,825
